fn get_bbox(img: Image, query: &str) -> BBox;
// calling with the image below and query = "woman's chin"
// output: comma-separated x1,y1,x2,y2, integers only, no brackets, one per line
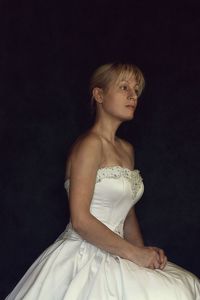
119,114,134,122
125,111,135,120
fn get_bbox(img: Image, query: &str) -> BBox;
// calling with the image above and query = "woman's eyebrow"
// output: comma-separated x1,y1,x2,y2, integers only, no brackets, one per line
119,79,128,83
119,80,139,88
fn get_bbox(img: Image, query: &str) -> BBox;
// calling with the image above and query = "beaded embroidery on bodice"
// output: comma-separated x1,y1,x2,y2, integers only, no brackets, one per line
64,165,143,199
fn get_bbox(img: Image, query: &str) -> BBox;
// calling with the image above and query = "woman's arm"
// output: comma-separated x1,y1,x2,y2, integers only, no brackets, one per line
67,133,161,268
67,133,137,260
123,207,144,247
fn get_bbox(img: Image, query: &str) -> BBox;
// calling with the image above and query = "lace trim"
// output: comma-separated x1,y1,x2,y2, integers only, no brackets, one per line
64,166,143,198
96,166,143,198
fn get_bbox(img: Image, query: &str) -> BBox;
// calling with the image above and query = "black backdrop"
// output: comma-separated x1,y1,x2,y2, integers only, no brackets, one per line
1,0,200,298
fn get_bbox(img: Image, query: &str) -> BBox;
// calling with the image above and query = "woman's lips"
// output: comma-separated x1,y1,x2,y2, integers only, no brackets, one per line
126,105,135,111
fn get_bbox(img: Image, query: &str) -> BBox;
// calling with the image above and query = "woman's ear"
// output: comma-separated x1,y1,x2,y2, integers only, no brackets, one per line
92,87,104,103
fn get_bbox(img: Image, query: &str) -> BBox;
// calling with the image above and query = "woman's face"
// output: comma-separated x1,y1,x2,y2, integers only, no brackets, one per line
100,74,139,121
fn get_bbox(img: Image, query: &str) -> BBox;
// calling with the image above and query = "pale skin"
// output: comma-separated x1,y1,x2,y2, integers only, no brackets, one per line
65,74,167,270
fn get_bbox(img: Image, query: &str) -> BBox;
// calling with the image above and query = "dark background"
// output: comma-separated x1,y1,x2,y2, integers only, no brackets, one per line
1,0,200,298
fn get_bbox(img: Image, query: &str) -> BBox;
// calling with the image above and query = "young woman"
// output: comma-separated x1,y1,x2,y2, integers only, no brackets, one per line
6,63,200,299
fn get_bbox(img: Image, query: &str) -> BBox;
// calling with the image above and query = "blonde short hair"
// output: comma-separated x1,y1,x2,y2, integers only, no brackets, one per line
89,62,145,116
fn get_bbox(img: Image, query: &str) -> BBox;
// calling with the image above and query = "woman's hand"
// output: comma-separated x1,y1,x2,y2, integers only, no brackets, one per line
130,246,167,270
147,246,168,270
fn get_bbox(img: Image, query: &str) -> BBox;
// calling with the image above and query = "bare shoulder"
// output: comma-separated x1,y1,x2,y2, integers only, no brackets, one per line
73,132,102,153
65,131,103,180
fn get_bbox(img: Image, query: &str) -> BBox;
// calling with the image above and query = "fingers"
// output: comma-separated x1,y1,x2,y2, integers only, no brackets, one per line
152,247,165,263
157,248,165,264
158,249,168,269
153,259,160,269
148,264,155,270
160,255,168,270
148,247,168,270
149,250,160,270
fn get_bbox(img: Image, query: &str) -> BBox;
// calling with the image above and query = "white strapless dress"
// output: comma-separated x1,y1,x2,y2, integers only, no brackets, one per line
5,166,200,299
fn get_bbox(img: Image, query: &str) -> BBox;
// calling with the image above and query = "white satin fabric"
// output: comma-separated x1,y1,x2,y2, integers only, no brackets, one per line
5,166,200,299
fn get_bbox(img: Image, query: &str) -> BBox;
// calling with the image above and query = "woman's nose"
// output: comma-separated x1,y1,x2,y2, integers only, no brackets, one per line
128,91,137,100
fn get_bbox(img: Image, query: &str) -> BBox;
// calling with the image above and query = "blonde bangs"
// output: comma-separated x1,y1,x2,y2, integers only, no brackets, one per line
112,64,145,97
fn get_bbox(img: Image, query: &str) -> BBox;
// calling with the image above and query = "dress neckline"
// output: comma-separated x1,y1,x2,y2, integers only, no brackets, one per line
64,165,138,183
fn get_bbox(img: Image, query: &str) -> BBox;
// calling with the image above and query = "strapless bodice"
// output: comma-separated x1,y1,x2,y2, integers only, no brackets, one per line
63,166,144,235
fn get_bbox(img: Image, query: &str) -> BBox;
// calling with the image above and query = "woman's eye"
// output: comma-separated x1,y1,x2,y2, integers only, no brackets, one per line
120,85,128,91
